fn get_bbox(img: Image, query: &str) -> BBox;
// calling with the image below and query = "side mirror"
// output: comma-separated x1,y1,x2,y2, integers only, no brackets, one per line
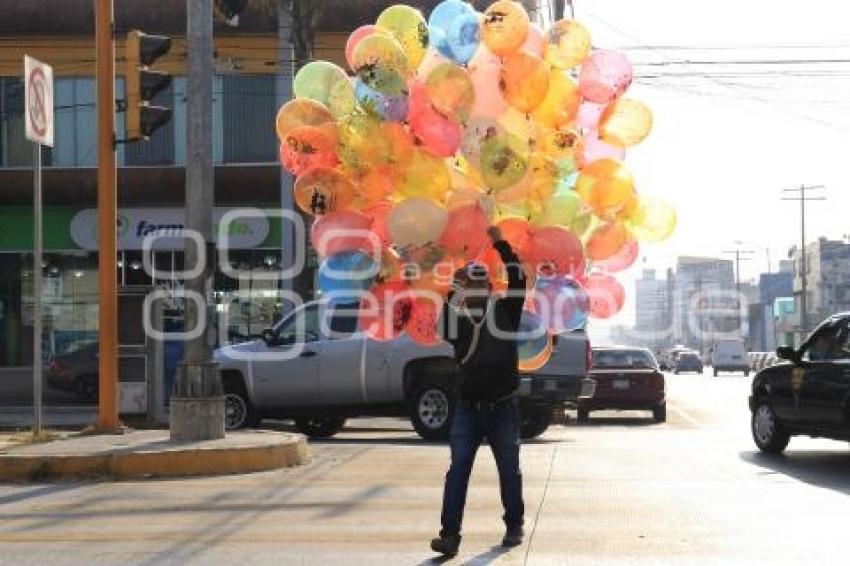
261,328,275,345
776,345,797,361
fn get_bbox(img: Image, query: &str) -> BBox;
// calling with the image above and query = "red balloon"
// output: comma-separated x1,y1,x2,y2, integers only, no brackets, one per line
408,81,462,158
364,200,393,249
439,203,491,261
585,273,625,318
594,238,639,273
359,280,413,341
407,295,442,346
311,211,377,258
527,226,584,278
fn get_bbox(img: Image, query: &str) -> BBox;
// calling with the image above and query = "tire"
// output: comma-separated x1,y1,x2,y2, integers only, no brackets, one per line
744,369,750,377
75,374,98,401
713,368,718,377
751,399,790,454
223,381,261,430
520,405,552,440
652,403,667,423
410,379,455,441
294,416,347,438
577,407,590,423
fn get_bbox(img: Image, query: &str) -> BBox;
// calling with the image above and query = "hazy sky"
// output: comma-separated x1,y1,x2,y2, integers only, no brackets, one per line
571,0,850,328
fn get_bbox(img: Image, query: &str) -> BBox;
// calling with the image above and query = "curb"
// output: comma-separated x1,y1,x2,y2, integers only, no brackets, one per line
0,432,308,482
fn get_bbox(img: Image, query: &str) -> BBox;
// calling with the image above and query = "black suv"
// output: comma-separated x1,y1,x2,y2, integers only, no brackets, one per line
749,313,850,453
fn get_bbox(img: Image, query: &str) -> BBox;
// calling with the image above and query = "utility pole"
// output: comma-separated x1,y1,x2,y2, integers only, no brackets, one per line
277,0,295,311
782,185,826,338
171,0,224,441
723,244,755,339
94,0,119,432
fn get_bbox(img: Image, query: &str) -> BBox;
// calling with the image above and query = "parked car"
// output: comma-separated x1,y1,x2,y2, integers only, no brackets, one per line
674,351,703,374
750,312,850,454
46,342,99,400
214,300,595,441
710,339,749,376
578,347,666,423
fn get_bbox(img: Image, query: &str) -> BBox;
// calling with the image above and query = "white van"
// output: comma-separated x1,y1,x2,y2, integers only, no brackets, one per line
710,339,749,376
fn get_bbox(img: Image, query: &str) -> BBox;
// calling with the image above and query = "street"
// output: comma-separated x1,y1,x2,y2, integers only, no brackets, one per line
1,371,849,565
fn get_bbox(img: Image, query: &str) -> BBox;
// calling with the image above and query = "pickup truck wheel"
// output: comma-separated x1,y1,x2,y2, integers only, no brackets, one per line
410,380,454,442
224,387,261,430
295,416,347,438
520,406,552,440
577,408,590,423
752,400,790,454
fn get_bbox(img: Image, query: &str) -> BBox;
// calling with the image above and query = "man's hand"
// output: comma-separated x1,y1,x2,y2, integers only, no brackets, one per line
487,226,503,244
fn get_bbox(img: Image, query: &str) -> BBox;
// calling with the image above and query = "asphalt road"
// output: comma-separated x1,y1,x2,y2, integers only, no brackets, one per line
1,370,849,565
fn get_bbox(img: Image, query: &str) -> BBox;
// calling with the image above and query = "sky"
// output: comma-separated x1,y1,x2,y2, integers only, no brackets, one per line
567,0,850,329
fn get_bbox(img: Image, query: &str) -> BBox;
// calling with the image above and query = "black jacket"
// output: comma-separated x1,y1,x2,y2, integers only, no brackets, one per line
441,240,527,402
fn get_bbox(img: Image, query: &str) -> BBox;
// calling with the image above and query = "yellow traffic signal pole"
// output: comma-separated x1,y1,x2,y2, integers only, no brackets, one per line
94,0,119,432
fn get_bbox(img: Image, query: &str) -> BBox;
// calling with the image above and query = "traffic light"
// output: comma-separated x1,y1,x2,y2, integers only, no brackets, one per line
125,30,172,141
213,0,248,26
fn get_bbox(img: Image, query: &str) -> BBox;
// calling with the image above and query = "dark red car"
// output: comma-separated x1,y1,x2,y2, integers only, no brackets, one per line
578,347,666,423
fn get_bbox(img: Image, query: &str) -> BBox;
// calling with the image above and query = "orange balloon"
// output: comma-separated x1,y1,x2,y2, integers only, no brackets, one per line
599,98,654,147
532,70,581,128
425,63,475,122
275,99,334,141
496,217,534,263
585,222,628,261
575,159,637,220
544,19,592,69
294,167,357,216
499,51,550,113
482,0,530,56
279,125,338,176
538,126,584,171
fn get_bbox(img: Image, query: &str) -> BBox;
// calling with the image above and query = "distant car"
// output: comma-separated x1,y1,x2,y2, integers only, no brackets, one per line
674,351,703,374
710,339,749,376
579,347,666,423
750,313,850,454
46,343,98,400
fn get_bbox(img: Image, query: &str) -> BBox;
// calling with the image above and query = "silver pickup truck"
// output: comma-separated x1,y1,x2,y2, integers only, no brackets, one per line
214,300,594,440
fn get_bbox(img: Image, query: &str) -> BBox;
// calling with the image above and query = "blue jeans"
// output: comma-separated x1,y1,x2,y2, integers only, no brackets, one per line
440,397,524,537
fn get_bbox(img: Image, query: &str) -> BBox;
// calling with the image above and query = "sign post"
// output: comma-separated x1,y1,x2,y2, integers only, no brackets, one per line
24,55,54,435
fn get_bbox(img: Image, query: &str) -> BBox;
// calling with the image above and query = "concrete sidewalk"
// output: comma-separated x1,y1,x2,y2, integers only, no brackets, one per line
0,429,307,481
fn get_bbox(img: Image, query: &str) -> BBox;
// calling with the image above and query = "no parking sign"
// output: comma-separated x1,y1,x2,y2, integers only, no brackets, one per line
24,55,54,147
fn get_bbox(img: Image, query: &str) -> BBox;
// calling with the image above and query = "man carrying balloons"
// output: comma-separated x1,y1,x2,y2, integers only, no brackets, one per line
432,226,526,557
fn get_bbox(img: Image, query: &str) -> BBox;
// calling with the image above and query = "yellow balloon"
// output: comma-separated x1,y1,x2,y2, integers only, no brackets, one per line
575,158,637,220
544,19,592,69
275,99,334,141
398,148,451,202
351,33,408,77
538,125,584,171
376,5,429,72
499,51,550,113
482,0,530,56
626,197,677,242
497,153,558,208
388,198,449,247
532,70,581,128
600,98,654,147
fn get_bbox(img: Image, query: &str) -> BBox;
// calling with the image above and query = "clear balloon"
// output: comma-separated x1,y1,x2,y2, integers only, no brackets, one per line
294,167,356,216
585,222,628,261
275,99,334,141
311,210,377,258
398,148,451,201
481,0,530,57
499,51,550,113
544,19,592,69
517,310,552,371
293,61,350,108
318,251,377,302
425,63,475,121
599,98,653,147
376,5,429,72
575,158,637,220
584,273,625,318
532,70,581,128
279,125,338,176
580,49,633,104
528,225,585,278
626,196,677,243
534,275,589,332
388,197,449,247
359,280,413,340
427,0,481,65
439,203,491,261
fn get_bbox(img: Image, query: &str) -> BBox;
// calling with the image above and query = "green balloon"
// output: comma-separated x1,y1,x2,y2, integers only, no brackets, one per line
479,132,529,191
294,61,349,107
530,188,581,227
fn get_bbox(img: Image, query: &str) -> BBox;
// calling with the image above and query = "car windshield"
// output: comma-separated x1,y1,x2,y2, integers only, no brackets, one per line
593,349,656,369
679,353,699,361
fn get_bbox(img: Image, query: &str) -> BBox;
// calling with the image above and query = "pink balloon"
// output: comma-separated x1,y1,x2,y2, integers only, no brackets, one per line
594,239,639,273
346,25,378,72
584,133,626,162
579,49,633,104
521,25,545,58
527,226,584,278
311,210,378,258
585,273,625,318
408,81,462,157
439,203,491,261
577,101,606,131
468,46,508,118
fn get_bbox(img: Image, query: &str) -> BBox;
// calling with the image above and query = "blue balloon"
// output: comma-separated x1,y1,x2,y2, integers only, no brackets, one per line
517,310,550,363
318,251,377,303
354,79,409,122
429,0,480,66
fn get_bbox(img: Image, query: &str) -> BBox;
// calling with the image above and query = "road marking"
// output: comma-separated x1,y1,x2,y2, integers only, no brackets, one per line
670,403,700,426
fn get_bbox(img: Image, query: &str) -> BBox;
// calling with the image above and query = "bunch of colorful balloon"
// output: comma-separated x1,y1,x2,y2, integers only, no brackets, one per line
275,0,676,369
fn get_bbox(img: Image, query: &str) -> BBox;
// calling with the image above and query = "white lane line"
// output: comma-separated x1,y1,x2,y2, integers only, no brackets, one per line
670,403,700,426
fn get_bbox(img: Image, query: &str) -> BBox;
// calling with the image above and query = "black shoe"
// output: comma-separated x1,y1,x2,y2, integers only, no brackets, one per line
431,533,461,556
502,527,524,547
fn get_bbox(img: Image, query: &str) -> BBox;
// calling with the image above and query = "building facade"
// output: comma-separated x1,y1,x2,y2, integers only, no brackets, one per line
671,256,737,355
789,237,850,338
634,268,672,351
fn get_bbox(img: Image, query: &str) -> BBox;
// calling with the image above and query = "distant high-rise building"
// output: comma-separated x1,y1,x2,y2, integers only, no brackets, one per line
789,237,850,334
672,256,736,355
634,268,671,351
